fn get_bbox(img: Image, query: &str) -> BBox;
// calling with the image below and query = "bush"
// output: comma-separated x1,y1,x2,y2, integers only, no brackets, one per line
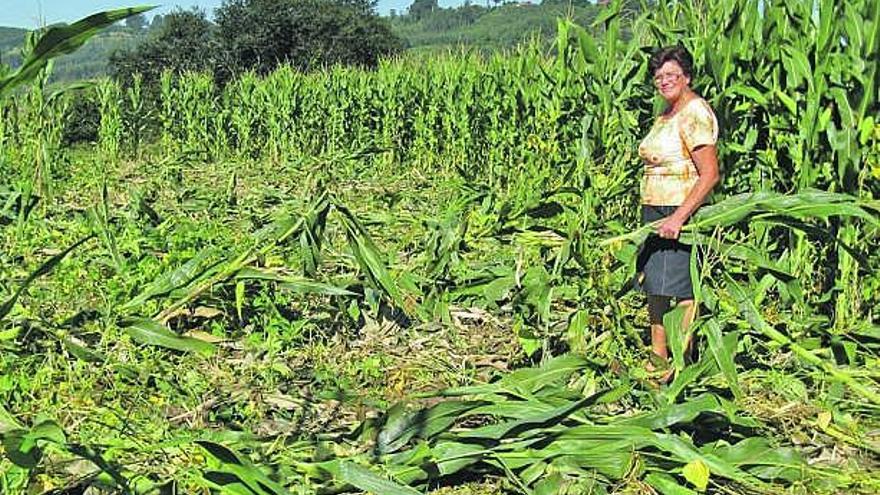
215,0,403,77
109,8,219,86
63,89,101,145
109,1,404,86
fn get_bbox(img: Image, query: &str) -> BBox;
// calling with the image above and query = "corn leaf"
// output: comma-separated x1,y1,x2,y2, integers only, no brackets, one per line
320,460,421,495
0,235,92,322
0,7,155,97
703,319,742,400
123,318,216,355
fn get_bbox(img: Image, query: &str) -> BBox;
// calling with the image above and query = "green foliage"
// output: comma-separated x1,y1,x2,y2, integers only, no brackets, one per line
407,0,439,20
109,8,219,85
214,0,403,77
63,86,101,144
0,5,150,335
282,356,800,493
106,1,404,85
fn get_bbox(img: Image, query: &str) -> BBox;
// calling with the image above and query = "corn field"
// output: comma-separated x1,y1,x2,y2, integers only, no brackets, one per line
1,0,879,494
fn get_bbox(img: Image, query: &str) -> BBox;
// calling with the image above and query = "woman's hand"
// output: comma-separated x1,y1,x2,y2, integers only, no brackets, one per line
657,215,685,239
660,143,720,239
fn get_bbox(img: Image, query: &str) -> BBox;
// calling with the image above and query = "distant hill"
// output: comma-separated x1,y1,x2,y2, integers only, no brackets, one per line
49,29,143,82
390,2,606,51
0,26,27,48
0,26,27,65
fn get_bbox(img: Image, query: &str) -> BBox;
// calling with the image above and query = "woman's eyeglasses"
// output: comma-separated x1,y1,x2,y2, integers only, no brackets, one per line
653,72,684,85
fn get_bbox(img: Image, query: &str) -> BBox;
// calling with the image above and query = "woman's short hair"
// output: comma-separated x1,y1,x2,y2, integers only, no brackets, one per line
649,46,694,78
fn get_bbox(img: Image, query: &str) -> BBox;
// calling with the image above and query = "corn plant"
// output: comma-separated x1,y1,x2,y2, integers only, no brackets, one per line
96,78,123,161
123,73,149,159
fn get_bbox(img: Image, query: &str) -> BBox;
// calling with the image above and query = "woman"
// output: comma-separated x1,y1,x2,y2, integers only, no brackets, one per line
636,46,719,381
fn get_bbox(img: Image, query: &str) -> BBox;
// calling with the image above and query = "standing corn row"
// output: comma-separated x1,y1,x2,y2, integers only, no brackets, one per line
96,79,123,162
63,0,875,205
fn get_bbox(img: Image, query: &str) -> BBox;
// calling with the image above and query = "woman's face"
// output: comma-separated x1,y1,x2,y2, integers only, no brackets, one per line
653,60,690,103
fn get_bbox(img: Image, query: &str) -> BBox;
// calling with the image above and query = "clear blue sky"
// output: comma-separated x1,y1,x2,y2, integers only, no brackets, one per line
3,1,471,28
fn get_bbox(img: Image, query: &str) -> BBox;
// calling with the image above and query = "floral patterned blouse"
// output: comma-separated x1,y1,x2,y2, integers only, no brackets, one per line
638,97,718,206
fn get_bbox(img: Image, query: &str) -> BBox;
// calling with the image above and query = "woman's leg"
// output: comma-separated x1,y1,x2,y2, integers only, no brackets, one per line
647,295,671,360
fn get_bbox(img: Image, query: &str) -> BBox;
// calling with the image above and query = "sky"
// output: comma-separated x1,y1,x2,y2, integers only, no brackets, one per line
2,0,471,28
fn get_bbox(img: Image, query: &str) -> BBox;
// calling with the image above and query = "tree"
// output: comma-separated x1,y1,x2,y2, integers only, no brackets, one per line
408,0,439,19
335,0,378,13
214,0,402,77
110,8,219,85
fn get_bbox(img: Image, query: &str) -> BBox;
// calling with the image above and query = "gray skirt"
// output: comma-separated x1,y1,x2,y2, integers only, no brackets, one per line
636,205,694,299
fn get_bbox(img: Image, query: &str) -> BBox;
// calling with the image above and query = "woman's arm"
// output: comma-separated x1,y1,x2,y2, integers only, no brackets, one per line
656,144,719,239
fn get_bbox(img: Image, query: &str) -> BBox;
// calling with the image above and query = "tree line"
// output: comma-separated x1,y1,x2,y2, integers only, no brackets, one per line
110,0,402,85
4,0,632,86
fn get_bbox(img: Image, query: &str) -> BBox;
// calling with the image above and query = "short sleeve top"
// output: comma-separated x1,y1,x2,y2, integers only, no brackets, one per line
638,97,718,206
